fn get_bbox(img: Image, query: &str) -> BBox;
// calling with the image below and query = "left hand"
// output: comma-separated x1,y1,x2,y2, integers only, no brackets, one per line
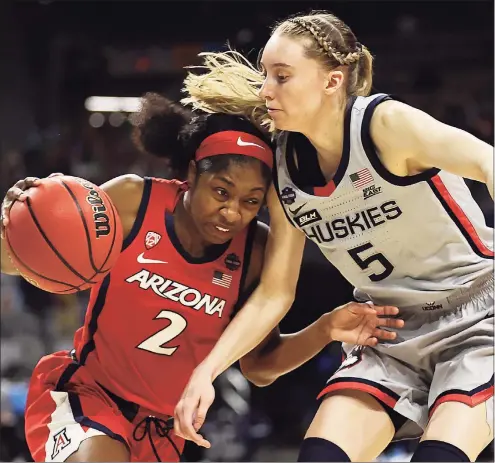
323,302,404,346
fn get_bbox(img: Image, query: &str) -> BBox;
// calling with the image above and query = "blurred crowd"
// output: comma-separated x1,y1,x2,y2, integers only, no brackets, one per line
1,1,493,461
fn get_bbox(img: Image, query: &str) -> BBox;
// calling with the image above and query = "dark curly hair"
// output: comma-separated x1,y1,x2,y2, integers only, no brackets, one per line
132,92,273,184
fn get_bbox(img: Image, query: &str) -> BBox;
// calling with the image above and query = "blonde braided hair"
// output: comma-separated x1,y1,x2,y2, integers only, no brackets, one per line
288,17,362,66
180,10,373,131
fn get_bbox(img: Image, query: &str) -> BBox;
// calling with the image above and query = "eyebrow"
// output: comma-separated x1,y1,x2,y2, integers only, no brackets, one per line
260,62,293,69
217,176,265,193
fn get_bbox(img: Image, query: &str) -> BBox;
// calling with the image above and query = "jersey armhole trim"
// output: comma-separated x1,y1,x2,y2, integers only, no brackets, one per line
361,95,440,186
122,177,152,251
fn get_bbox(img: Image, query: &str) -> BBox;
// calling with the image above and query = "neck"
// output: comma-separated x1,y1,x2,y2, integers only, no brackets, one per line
173,191,209,258
300,96,347,177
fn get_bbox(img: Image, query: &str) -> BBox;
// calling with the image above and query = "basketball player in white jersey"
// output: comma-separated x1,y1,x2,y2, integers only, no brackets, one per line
173,10,494,462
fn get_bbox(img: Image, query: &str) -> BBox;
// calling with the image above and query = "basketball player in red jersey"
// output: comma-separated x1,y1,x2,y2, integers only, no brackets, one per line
0,94,402,462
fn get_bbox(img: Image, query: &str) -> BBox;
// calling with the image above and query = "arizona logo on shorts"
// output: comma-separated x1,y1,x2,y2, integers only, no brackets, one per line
145,231,162,249
51,428,71,459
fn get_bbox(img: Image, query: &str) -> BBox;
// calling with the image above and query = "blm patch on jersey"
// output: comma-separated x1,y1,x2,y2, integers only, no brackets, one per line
294,209,322,227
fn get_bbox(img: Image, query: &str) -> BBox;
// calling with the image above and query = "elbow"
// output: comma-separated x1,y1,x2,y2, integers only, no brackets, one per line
239,360,277,387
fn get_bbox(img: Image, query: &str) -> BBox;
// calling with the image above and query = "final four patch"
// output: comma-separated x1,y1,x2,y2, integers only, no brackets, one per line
281,186,296,205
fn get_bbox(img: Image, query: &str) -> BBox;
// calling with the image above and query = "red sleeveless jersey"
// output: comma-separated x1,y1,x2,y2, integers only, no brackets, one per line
72,177,256,416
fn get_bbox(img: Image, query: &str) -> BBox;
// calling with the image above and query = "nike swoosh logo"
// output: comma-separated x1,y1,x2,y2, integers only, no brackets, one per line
288,202,307,216
237,136,265,150
137,252,168,265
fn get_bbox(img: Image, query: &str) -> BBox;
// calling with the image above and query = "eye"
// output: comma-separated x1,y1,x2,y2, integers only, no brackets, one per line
277,75,289,83
246,198,260,206
215,188,228,198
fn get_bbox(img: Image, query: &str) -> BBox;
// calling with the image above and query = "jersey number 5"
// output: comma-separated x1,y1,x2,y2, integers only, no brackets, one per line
348,242,394,282
137,310,187,355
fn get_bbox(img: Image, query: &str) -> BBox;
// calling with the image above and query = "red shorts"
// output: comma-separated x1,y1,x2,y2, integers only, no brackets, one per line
25,351,185,462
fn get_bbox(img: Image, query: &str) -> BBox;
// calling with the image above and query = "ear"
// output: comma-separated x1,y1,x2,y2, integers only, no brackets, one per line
324,69,345,95
187,160,197,185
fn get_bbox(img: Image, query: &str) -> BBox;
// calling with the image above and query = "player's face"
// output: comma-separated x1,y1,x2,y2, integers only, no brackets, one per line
189,162,267,244
259,33,331,132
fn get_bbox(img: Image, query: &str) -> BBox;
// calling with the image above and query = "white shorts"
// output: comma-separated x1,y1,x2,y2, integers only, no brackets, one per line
319,273,494,440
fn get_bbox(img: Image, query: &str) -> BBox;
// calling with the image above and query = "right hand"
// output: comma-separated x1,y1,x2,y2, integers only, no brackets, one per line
1,173,63,239
174,365,216,448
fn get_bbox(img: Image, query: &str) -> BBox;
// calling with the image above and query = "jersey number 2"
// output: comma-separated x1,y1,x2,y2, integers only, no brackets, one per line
348,242,394,282
137,310,187,355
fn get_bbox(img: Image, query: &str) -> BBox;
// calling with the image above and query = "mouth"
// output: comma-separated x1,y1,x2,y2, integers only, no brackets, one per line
214,225,231,233
267,108,281,113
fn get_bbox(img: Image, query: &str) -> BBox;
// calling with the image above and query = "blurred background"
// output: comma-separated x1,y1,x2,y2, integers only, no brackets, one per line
0,0,493,461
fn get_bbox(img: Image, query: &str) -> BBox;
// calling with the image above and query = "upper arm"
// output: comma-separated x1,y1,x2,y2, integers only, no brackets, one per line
238,186,304,363
99,174,144,240
259,185,306,300
371,100,493,183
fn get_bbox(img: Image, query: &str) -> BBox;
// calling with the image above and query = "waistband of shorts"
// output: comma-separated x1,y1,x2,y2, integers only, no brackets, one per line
401,272,494,313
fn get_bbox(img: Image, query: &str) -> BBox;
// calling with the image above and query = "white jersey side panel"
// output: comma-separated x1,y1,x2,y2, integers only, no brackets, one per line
274,94,493,307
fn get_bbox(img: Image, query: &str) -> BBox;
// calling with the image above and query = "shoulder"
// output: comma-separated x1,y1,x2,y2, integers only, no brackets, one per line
370,99,437,141
101,174,145,198
370,99,411,132
369,99,435,158
100,174,146,238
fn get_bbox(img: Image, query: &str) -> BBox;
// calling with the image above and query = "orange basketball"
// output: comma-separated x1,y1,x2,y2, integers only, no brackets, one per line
4,175,123,294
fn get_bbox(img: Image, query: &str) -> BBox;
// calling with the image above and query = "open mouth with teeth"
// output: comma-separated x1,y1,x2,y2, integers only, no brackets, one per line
215,225,230,233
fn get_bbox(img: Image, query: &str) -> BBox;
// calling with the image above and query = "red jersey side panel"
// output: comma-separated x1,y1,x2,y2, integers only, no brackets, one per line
73,177,255,416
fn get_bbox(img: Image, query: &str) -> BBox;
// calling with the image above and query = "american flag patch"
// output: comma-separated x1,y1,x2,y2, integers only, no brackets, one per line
212,270,232,288
349,168,373,189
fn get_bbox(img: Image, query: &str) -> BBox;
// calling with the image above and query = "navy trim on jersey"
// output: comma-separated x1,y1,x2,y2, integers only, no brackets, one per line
122,177,152,251
98,382,140,423
78,274,112,365
361,95,440,185
68,393,128,446
55,362,81,392
165,211,231,264
285,96,355,195
427,179,494,259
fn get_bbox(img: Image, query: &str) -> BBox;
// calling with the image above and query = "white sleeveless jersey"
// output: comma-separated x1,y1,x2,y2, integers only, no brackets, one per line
274,94,494,307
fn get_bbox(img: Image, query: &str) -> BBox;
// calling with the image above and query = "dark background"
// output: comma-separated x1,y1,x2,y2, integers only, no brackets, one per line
0,0,493,461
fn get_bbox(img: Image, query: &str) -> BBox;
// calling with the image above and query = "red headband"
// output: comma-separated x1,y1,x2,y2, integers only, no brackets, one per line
195,130,273,169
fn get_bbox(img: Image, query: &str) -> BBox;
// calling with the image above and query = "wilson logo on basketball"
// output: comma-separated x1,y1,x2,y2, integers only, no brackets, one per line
80,180,111,238
145,231,162,249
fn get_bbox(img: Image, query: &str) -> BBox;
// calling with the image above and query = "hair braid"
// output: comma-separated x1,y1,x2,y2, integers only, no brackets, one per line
289,17,362,66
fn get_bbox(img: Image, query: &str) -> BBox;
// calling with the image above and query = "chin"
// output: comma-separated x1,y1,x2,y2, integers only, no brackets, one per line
203,230,231,245
270,115,297,131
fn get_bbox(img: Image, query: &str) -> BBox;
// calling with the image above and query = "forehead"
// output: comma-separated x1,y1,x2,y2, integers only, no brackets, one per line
261,33,308,66
206,161,266,188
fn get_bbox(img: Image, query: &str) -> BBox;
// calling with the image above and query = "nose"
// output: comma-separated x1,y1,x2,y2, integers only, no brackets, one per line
259,78,273,101
219,201,242,226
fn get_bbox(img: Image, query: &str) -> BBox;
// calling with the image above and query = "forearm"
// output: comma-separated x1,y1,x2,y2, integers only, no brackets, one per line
201,284,294,380
241,315,331,386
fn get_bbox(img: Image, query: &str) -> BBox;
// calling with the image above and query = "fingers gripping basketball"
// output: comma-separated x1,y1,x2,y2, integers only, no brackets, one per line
4,176,123,293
